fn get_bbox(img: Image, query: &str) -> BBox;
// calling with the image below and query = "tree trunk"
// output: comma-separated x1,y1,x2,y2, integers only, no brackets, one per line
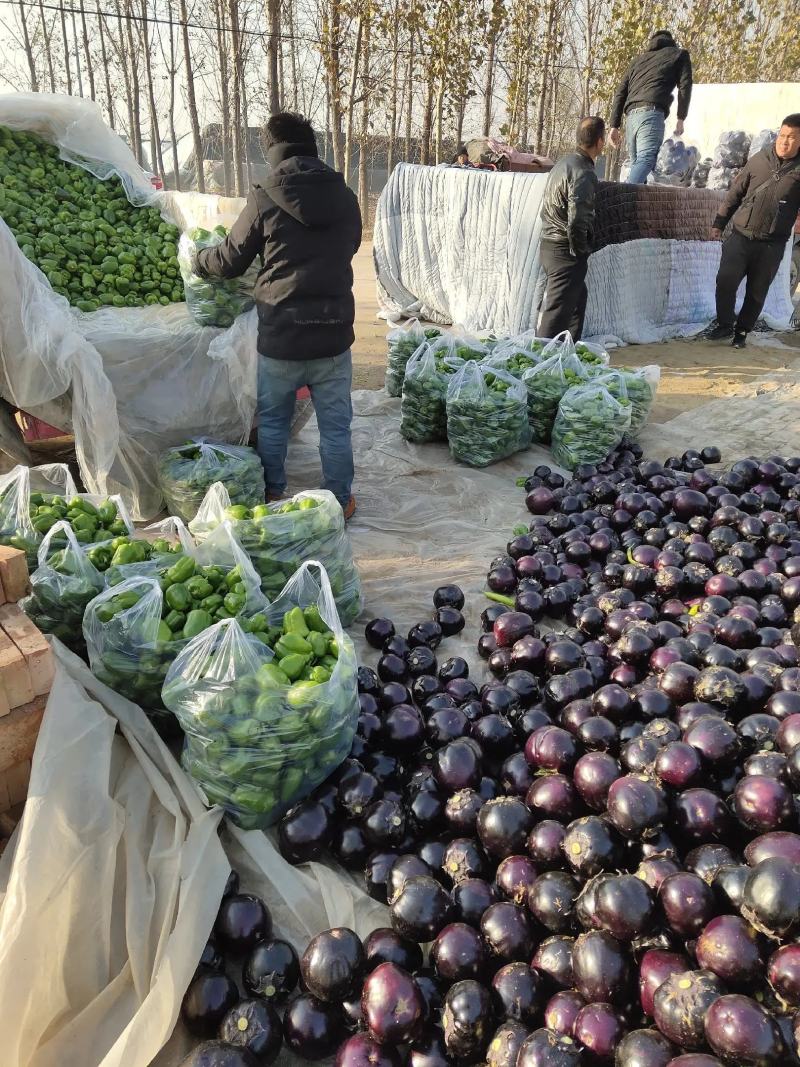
323,1,345,172
286,0,299,110
267,0,281,113
482,27,497,136
113,0,134,143
343,14,363,187
141,0,165,182
60,4,73,95
241,55,252,186
386,13,399,174
123,0,143,163
434,78,445,163
38,0,56,92
80,4,96,100
535,0,558,153
404,28,414,161
97,3,114,126
216,0,232,194
420,74,434,165
17,1,38,91
357,13,371,225
71,8,84,96
179,0,204,191
229,0,245,195
166,19,180,189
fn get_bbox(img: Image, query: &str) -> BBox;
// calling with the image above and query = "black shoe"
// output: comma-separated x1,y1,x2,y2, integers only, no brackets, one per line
702,321,734,341
731,332,747,349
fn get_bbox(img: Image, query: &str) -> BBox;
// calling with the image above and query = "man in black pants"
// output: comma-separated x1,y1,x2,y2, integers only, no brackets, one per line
706,114,800,349
538,117,605,340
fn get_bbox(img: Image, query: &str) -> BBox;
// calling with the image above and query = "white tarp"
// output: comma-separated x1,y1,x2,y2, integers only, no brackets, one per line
374,162,794,343
2,383,800,1066
0,93,257,520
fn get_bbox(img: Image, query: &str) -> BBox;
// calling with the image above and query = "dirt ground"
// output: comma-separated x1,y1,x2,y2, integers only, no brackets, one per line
351,240,800,425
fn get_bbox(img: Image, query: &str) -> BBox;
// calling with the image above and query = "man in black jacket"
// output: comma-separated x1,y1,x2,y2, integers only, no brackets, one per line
538,117,605,340
608,30,693,184
705,115,800,349
194,112,362,518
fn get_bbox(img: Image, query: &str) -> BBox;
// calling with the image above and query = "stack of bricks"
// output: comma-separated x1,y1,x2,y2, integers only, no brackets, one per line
0,546,55,817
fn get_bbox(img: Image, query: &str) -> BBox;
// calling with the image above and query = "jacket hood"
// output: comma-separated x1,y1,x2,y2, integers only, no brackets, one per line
263,144,354,228
648,30,677,50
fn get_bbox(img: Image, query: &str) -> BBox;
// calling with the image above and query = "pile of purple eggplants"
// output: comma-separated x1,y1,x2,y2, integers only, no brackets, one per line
201,439,800,1066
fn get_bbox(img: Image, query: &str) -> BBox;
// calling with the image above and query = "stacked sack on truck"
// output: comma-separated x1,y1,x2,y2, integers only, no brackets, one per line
652,139,699,187
708,130,751,191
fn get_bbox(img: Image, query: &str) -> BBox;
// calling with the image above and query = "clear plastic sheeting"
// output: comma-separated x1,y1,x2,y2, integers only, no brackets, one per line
0,93,258,519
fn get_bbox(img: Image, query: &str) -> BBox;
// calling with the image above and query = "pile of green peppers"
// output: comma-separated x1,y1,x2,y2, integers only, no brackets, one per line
522,359,586,445
0,491,131,569
551,382,632,469
179,226,258,328
84,556,264,724
446,367,530,467
165,607,358,830
217,494,362,626
385,325,442,397
157,442,265,522
0,126,183,311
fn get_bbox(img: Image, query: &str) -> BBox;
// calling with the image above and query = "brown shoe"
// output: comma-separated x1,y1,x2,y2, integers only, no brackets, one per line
343,496,356,521
267,492,285,502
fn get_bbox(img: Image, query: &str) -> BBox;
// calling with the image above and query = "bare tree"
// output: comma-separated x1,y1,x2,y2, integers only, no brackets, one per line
79,4,96,100
319,0,346,170
179,0,205,191
38,0,57,92
267,0,281,113
17,0,38,91
482,0,505,136
159,12,182,188
357,8,372,222
60,2,73,95
229,0,246,194
70,7,84,96
343,12,364,185
96,3,115,126
141,0,165,181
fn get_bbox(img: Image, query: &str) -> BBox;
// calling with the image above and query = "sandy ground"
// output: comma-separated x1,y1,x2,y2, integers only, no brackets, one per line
350,240,800,425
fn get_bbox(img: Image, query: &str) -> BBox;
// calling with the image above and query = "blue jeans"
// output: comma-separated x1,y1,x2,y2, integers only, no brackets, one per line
256,350,354,507
626,108,665,184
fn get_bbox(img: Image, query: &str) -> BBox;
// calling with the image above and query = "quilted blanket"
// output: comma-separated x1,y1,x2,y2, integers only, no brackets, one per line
374,163,794,343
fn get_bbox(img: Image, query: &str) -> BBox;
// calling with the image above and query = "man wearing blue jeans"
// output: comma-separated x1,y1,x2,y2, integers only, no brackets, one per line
194,112,362,519
608,30,693,184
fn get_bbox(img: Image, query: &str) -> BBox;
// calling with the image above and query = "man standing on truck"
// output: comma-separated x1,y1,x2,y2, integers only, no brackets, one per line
608,30,693,184
193,111,362,519
705,115,800,350
538,117,605,340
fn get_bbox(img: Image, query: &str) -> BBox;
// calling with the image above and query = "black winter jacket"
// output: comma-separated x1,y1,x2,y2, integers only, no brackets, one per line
713,145,800,243
539,149,598,258
195,142,362,361
610,31,693,128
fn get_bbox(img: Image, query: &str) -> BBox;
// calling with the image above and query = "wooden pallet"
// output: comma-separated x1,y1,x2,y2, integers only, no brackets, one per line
0,547,54,821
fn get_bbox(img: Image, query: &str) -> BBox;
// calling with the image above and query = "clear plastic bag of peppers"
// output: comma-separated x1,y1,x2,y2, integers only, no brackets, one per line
189,483,362,626
162,561,358,830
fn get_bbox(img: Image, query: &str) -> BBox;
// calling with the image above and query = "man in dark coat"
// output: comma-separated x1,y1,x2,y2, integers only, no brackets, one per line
194,111,362,518
705,115,800,349
537,116,605,340
608,29,693,184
